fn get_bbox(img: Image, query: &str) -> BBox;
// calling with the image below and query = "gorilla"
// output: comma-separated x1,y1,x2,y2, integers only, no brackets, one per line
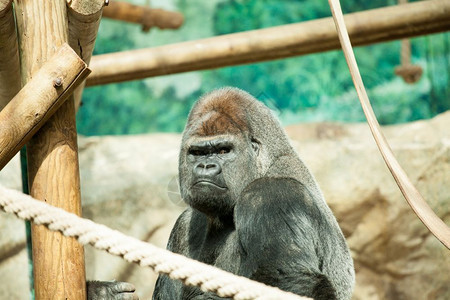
152,87,355,300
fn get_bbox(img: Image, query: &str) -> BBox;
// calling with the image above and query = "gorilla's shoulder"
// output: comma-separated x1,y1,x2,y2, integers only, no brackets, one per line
239,177,317,211
174,208,192,228
167,208,207,252
234,177,323,262
173,208,208,230
235,177,327,240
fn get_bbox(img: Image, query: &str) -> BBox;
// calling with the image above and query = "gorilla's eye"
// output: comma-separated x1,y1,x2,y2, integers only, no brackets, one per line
189,148,206,156
188,143,232,156
218,147,231,155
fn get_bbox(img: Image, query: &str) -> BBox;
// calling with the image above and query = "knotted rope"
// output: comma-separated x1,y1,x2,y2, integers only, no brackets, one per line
0,184,309,300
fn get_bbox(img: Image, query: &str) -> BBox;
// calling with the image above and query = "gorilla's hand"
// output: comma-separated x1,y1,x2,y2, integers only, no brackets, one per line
87,280,139,300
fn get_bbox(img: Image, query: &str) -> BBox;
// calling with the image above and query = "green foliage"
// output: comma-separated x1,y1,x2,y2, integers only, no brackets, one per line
77,81,198,135
77,0,450,136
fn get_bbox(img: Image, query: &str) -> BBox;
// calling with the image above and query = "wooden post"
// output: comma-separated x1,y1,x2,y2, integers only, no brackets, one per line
0,0,21,110
102,1,184,31
14,0,87,299
67,0,105,111
0,44,90,170
86,0,450,86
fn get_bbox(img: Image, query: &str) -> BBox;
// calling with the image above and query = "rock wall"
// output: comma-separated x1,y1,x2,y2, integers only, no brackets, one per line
0,112,449,299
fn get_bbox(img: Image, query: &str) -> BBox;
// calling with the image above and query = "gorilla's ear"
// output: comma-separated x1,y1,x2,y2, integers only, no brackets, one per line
251,136,270,176
251,137,260,156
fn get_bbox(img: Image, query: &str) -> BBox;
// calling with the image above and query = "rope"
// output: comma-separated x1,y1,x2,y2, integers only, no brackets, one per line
397,0,410,67
328,0,450,249
394,0,423,83
0,184,309,300
400,39,411,67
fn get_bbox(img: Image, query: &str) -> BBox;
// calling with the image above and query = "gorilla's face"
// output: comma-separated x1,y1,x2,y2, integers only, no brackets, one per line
180,133,259,217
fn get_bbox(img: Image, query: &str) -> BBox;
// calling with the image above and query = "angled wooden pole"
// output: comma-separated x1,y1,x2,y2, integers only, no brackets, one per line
0,44,90,171
67,0,105,111
0,0,21,110
86,0,450,86
14,0,87,298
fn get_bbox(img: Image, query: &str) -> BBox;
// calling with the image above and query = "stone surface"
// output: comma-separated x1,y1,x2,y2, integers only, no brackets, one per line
0,112,449,299
0,154,29,299
286,112,450,300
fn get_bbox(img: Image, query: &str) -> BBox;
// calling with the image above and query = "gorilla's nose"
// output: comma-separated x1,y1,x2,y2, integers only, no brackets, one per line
194,162,222,176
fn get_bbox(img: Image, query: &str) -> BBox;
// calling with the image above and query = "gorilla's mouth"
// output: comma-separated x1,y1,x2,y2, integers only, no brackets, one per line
193,181,227,190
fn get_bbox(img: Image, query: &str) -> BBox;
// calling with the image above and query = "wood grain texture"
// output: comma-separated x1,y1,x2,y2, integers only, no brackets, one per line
102,1,183,31
0,44,90,170
0,0,21,110
67,0,104,110
87,0,450,86
14,0,87,298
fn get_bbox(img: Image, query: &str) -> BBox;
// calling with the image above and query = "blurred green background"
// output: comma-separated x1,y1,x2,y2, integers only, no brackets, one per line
76,0,450,136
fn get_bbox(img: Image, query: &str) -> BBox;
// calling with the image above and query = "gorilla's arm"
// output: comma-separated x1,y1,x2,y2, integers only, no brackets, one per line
235,177,337,300
153,210,195,300
153,209,233,300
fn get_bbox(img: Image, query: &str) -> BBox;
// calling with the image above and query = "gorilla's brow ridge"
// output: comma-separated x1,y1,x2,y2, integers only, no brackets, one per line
194,103,247,136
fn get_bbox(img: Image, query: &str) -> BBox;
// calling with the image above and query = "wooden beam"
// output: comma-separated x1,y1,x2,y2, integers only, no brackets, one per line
0,44,90,171
102,1,184,31
86,0,450,86
14,0,87,299
67,0,105,111
0,0,20,110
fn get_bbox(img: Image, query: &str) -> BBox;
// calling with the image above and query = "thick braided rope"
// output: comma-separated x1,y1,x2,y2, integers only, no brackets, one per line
0,185,309,300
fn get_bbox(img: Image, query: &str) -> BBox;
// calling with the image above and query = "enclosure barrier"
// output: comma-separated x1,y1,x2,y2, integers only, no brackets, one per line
0,44,90,171
86,0,450,86
0,184,310,300
102,1,184,32
67,0,105,109
0,0,21,110
14,0,91,297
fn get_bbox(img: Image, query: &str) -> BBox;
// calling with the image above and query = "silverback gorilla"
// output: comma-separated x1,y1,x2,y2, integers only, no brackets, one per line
152,87,355,300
